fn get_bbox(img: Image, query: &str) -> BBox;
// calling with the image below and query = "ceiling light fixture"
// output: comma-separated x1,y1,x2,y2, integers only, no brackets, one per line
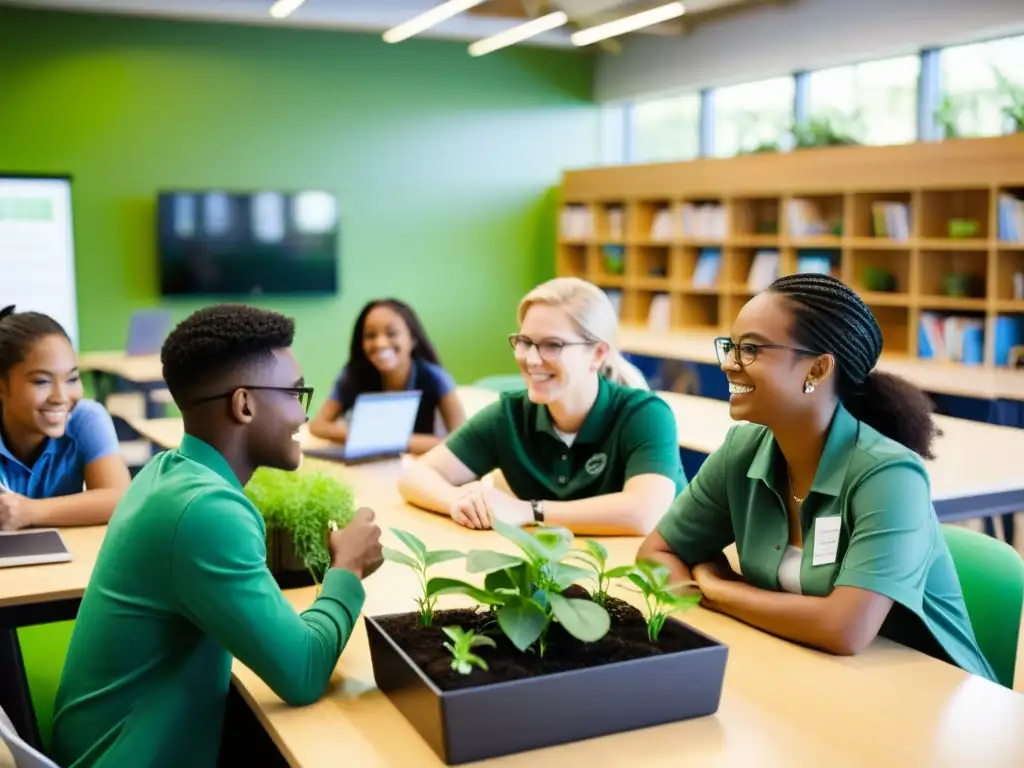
571,2,685,47
468,12,569,57
268,0,306,20
383,0,489,44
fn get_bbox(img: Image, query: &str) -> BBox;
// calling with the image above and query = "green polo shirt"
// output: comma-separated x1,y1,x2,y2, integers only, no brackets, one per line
50,435,366,768
446,376,686,500
656,404,995,681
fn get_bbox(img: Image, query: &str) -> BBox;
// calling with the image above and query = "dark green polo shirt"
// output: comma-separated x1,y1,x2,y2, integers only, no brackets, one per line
656,404,995,682
50,435,366,768
446,376,686,501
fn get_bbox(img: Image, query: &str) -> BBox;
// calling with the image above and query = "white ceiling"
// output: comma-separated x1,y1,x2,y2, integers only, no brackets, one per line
0,0,578,46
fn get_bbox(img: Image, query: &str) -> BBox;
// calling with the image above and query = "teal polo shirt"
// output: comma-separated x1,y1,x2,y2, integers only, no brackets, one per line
656,404,995,681
445,376,686,501
51,434,366,768
0,399,119,497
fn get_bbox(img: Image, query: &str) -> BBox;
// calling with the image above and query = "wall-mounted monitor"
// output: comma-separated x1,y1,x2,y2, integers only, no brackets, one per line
157,189,339,296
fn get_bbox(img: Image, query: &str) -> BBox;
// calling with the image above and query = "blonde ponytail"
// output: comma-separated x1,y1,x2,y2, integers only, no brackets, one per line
601,350,650,390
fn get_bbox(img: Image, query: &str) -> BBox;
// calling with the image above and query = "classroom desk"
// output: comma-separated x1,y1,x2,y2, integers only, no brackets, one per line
619,326,1024,402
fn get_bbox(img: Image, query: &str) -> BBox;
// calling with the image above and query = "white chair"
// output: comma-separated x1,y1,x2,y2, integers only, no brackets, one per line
0,706,60,768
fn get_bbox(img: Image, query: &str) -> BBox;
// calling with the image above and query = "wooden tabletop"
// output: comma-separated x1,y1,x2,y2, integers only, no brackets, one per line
77,351,163,383
127,386,1024,507
619,326,1024,402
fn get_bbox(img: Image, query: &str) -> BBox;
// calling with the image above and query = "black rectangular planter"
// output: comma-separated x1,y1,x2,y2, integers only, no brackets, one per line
365,613,729,765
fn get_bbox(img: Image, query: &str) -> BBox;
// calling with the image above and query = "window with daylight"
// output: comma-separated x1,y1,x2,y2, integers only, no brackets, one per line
713,76,795,157
630,92,701,163
807,55,920,146
940,34,1024,138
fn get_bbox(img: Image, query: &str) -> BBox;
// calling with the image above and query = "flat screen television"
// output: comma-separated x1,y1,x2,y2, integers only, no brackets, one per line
157,189,339,296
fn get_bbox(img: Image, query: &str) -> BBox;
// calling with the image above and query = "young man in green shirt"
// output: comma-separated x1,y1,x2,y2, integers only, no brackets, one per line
399,277,685,536
638,274,994,681
50,305,385,768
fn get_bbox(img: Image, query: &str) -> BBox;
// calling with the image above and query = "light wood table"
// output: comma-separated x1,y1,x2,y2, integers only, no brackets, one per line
228,459,1024,768
620,325,1024,402
77,351,163,383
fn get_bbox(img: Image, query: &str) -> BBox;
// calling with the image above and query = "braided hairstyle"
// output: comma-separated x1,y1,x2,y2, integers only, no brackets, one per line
767,274,940,459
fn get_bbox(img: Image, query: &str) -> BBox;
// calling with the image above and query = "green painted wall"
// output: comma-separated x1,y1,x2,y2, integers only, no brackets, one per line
0,7,598,402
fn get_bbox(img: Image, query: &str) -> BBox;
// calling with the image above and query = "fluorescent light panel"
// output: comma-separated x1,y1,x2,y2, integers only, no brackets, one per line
468,12,569,57
383,0,489,44
269,0,305,19
571,2,685,47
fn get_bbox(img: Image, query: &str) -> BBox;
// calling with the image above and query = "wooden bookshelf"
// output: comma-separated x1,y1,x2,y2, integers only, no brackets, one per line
556,134,1024,369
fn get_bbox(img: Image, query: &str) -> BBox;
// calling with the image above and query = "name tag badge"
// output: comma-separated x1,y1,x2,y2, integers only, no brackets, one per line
812,516,842,567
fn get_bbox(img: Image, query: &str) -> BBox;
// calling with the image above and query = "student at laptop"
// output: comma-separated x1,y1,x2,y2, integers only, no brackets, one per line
310,298,464,455
397,278,685,536
636,275,994,679
50,304,385,768
0,305,129,531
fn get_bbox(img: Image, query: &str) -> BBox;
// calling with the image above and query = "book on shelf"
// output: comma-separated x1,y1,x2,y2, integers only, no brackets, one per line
998,193,1024,243
692,248,721,287
747,249,780,292
786,199,835,238
559,205,593,239
796,250,834,275
870,202,910,240
647,293,671,331
605,205,625,241
995,315,1024,366
681,202,726,240
650,206,675,240
918,312,984,365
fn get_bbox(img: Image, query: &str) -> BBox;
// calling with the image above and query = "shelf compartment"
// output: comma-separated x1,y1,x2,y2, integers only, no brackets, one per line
995,249,1024,301
784,194,844,238
632,245,671,281
920,188,990,240
870,305,911,356
675,292,720,331
851,191,912,240
793,248,842,280
996,188,1024,245
558,203,593,241
635,199,677,242
556,244,588,279
917,248,988,304
591,243,627,282
594,202,627,242
680,198,727,241
849,248,910,295
730,197,781,237
728,246,781,294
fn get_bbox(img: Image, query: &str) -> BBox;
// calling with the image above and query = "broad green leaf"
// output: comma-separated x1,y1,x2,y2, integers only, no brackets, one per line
465,652,489,671
497,596,548,652
424,549,466,567
635,558,671,587
466,549,525,574
532,588,550,611
547,563,593,588
549,593,611,643
627,572,653,596
532,527,574,562
441,626,465,642
491,519,543,561
426,577,503,605
469,634,497,649
382,547,419,570
605,564,637,579
390,529,427,561
584,539,608,566
484,563,530,593
665,593,702,611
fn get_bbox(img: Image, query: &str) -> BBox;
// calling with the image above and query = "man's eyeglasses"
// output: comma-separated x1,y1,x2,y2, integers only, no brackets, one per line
714,337,818,367
187,386,315,414
508,333,594,363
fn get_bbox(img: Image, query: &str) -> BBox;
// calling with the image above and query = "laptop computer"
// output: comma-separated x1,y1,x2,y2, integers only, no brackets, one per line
304,390,423,464
126,309,172,356
0,529,72,569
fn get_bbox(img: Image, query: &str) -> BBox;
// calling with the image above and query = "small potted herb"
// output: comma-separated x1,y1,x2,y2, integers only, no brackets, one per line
244,467,355,589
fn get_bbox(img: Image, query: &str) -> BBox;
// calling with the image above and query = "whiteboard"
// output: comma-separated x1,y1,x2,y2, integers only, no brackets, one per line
0,176,79,348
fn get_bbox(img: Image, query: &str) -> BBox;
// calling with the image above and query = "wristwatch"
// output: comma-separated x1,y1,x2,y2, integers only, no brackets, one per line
530,499,545,525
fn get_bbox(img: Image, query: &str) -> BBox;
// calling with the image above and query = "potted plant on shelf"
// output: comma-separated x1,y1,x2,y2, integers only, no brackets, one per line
369,520,729,765
244,467,356,589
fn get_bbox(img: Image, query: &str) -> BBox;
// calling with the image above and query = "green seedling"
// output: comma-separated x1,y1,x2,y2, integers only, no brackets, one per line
383,528,464,626
627,559,702,642
427,519,610,656
442,626,496,675
567,539,636,607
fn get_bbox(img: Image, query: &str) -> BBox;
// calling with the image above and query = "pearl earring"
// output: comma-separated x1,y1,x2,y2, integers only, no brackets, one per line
804,380,815,394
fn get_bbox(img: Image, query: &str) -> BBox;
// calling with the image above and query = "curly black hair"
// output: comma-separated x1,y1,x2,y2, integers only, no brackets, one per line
160,304,295,405
0,305,70,378
767,273,941,459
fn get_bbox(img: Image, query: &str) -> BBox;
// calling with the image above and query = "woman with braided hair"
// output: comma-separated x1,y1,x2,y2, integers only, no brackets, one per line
638,274,995,680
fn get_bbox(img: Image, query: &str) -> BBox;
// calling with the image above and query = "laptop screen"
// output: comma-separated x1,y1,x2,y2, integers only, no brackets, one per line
344,391,423,460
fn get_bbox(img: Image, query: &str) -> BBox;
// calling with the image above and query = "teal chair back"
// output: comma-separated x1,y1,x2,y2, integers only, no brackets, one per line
941,524,1024,688
472,375,525,394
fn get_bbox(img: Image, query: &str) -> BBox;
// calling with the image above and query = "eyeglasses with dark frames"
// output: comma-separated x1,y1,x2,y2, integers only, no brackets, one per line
187,385,315,414
714,337,819,367
508,333,595,363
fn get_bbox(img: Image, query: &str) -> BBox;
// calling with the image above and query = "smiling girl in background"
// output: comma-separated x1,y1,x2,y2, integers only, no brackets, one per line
0,305,130,531
397,277,685,536
309,298,465,455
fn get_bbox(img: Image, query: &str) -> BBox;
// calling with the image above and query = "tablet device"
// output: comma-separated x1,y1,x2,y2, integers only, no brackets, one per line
305,390,422,464
0,529,72,568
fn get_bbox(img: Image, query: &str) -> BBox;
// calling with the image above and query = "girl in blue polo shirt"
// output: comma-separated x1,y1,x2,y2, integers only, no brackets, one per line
309,298,465,455
0,306,130,531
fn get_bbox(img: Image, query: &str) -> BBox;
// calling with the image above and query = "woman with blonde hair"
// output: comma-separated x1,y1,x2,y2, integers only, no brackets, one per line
397,277,685,535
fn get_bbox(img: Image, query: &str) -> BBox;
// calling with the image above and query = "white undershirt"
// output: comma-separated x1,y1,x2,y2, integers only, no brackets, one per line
777,545,804,595
554,427,576,447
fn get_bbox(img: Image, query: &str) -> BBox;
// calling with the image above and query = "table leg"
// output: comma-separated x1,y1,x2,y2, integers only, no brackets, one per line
0,627,42,751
